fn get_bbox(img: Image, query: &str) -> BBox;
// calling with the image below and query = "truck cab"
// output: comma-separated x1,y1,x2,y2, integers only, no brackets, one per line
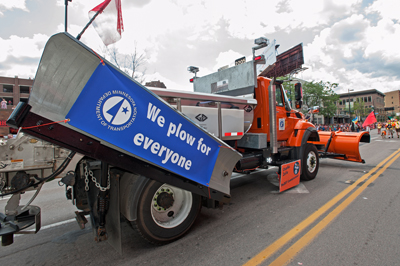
250,77,307,142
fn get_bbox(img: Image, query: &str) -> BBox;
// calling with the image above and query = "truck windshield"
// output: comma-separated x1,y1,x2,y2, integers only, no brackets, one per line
281,84,291,111
276,85,284,107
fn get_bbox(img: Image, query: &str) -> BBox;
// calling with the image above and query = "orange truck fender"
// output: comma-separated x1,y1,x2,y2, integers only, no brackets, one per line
287,120,320,148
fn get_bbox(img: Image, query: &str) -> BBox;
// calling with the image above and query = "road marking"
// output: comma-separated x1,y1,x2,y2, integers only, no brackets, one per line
14,216,90,237
36,218,78,231
14,218,78,237
283,183,309,194
244,147,400,266
269,150,400,266
270,183,309,194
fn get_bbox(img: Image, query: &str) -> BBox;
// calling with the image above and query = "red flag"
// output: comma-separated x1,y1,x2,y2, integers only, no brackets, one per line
89,0,124,46
362,111,377,127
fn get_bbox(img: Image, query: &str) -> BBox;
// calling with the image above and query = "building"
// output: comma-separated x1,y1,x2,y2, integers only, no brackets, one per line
0,76,34,136
335,89,385,123
384,89,400,117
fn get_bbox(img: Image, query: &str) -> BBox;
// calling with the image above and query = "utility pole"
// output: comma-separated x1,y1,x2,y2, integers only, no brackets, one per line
348,88,354,122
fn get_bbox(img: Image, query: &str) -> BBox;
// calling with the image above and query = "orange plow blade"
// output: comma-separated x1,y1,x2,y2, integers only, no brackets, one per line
310,131,370,163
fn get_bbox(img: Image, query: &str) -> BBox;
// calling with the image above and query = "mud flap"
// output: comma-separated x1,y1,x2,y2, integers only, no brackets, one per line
279,159,301,192
314,131,370,163
105,172,122,254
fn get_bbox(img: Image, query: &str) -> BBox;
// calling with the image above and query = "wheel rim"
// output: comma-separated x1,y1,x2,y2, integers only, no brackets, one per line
306,150,317,173
151,184,193,229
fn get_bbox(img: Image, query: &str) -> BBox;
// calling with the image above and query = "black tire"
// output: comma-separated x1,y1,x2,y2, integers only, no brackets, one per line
300,143,319,181
132,179,202,245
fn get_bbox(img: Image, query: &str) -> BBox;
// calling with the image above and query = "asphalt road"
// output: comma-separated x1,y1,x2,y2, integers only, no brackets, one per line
1,129,400,266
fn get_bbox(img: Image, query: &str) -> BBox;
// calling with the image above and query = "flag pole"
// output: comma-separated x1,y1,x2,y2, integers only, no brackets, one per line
76,10,102,40
65,0,72,32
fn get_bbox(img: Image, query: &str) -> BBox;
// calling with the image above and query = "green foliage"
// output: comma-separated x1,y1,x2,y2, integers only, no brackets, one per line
353,99,363,116
302,81,339,118
279,77,339,119
353,98,372,117
278,76,297,107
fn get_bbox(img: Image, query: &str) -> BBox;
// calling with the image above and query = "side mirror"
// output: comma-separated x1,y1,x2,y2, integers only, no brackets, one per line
294,83,302,101
294,83,303,109
295,100,302,109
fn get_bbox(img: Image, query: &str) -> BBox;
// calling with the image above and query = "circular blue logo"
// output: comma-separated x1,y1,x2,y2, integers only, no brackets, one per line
293,161,300,175
97,91,137,131
279,120,285,129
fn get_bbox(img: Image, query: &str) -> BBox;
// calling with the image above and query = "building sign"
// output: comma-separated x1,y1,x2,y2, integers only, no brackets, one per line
0,120,8,127
67,64,221,187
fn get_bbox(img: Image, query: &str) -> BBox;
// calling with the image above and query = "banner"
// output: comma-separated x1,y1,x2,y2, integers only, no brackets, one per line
66,64,221,187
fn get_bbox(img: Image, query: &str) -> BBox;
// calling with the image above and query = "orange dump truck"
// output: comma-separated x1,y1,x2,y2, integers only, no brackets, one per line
1,33,369,252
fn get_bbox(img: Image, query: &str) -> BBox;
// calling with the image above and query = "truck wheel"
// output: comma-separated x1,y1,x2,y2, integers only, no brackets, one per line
300,143,319,181
132,180,202,245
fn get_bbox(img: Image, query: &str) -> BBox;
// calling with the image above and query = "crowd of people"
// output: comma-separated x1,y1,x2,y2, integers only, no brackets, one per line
377,121,400,138
315,122,375,132
314,120,400,138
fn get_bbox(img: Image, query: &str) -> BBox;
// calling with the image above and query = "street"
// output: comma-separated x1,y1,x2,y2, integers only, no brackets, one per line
1,129,400,265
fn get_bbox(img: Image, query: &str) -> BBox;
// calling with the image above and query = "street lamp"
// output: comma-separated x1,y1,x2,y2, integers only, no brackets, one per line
348,88,354,122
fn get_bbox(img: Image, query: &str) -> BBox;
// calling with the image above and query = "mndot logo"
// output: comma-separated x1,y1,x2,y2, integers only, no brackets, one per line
96,90,137,131
103,96,132,125
293,161,300,175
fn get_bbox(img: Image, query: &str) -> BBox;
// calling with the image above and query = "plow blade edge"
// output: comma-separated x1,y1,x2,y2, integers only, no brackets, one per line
313,131,370,163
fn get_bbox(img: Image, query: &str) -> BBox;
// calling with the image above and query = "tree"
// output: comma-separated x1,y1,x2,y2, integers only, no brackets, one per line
302,81,339,120
280,77,339,121
353,98,376,122
278,76,295,106
353,98,372,119
353,98,364,117
101,43,147,84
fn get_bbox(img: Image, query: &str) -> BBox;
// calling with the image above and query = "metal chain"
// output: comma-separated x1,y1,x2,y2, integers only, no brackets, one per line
0,173,6,192
84,164,110,192
84,167,90,191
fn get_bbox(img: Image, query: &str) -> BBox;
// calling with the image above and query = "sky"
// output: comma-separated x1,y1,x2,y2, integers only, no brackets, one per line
0,0,399,94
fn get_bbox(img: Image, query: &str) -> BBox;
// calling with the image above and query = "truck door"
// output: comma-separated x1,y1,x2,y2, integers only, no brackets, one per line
276,84,298,141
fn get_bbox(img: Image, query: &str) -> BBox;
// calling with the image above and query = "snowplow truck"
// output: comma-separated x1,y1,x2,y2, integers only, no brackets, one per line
0,33,369,252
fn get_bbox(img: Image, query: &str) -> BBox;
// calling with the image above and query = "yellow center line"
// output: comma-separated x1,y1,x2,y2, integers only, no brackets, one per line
244,147,400,266
269,150,400,266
